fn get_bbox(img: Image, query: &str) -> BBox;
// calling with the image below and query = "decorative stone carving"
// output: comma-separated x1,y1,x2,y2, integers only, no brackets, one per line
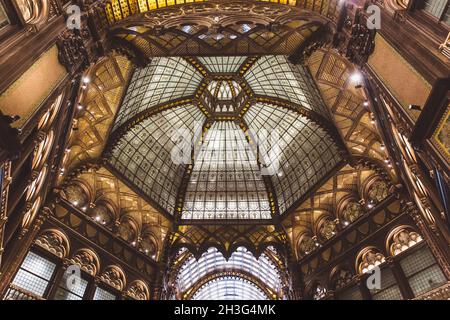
99,266,126,291
34,229,69,258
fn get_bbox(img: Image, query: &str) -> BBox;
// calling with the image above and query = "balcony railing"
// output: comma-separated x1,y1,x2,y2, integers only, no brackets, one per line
3,284,45,300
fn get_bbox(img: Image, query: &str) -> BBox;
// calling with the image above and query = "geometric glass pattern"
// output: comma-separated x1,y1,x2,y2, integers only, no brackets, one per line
54,273,89,300
182,122,271,219
0,3,9,29
177,247,281,294
192,276,268,300
244,103,342,213
93,287,117,300
244,55,330,116
198,56,247,74
109,105,206,214
12,251,56,297
108,55,343,219
113,57,203,129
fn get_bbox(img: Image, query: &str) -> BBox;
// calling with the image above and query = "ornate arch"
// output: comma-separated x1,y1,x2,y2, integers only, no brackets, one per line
34,228,71,258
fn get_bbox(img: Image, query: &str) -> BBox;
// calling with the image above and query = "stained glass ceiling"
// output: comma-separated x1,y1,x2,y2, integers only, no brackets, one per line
108,55,343,219
192,276,268,300
176,247,281,299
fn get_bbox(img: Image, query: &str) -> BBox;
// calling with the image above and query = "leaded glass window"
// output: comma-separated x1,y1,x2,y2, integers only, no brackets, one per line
182,121,271,219
399,245,447,297
113,57,203,129
423,0,450,24
244,56,330,116
198,56,247,74
53,272,89,300
177,247,282,293
370,266,403,300
93,287,117,300
11,251,56,298
109,105,206,215
192,276,268,300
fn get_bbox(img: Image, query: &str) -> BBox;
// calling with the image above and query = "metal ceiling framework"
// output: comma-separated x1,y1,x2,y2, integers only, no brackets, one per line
105,54,346,220
80,0,368,300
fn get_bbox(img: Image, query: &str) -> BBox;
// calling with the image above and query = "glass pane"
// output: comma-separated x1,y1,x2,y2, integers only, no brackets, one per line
11,252,56,297
53,272,89,300
113,57,203,129
244,103,341,213
93,287,117,300
244,56,329,116
109,104,206,215
400,246,437,277
370,267,402,300
192,276,268,300
198,56,247,74
177,247,282,293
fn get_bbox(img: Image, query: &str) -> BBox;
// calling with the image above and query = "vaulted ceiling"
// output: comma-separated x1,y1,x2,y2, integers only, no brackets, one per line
105,55,345,219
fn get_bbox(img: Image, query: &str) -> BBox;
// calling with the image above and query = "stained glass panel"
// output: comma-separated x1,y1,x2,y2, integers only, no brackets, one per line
113,57,203,129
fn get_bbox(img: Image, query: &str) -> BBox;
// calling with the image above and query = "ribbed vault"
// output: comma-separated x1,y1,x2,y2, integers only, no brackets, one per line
101,0,340,61
106,54,344,219
169,246,286,300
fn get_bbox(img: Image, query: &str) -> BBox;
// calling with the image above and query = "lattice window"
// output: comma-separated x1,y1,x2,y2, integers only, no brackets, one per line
244,56,330,117
53,272,89,300
0,1,9,29
176,247,282,293
192,276,268,300
11,251,56,298
399,246,447,297
182,121,271,219
198,56,247,74
337,285,363,300
370,267,403,300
